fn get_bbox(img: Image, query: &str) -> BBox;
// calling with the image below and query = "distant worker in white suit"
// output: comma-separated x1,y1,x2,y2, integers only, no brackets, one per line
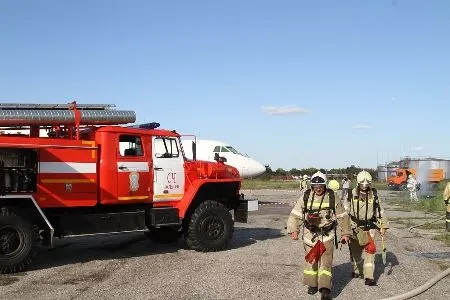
341,177,350,201
295,175,311,206
406,174,418,201
300,175,311,193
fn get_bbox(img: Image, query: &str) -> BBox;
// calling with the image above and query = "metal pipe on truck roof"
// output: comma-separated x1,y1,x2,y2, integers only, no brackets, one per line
0,110,136,126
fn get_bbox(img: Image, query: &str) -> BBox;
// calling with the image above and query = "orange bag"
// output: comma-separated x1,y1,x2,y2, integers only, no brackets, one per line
364,234,376,254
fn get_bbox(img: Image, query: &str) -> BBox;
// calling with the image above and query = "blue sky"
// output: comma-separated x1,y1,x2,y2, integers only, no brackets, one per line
1,0,449,170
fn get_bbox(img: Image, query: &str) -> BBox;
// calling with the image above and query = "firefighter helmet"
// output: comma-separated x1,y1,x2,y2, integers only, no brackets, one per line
408,174,413,179
357,170,372,189
328,179,340,192
310,171,327,186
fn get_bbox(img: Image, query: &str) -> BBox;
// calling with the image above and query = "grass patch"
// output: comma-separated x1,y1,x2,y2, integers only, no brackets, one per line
387,195,446,214
411,196,447,213
241,179,390,190
241,179,299,190
432,232,450,246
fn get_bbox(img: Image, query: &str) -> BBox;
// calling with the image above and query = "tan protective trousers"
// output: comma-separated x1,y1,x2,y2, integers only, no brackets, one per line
303,239,334,290
348,236,375,279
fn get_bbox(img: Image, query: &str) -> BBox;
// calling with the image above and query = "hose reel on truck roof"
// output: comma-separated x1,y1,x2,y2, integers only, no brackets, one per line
0,101,137,254
0,102,136,126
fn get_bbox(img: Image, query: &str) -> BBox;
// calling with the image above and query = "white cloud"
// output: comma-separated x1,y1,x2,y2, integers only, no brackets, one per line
411,145,425,151
261,105,310,116
353,124,372,129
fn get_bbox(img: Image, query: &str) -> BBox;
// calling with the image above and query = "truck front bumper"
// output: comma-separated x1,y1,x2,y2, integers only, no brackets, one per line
234,195,258,223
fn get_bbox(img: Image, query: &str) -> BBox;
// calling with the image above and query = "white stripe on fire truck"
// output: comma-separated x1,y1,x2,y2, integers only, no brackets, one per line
39,162,97,174
117,162,149,172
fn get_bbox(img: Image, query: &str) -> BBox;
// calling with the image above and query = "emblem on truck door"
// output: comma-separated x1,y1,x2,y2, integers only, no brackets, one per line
129,171,139,192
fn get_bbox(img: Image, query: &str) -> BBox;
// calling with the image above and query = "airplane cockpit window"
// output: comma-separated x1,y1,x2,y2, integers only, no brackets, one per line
220,146,230,152
225,146,244,155
154,137,180,158
213,146,221,152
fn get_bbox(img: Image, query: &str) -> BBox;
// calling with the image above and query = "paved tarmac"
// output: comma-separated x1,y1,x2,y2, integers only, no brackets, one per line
1,189,448,299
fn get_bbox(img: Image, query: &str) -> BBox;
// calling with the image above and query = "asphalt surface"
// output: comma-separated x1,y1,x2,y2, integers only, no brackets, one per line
1,189,449,299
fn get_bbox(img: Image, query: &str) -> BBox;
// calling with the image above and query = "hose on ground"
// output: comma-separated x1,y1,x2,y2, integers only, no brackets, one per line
381,267,450,300
408,215,446,235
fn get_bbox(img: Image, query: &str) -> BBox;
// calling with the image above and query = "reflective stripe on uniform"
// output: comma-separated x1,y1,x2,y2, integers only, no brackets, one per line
336,211,348,218
304,269,318,275
364,263,374,268
318,269,332,277
353,199,373,204
291,209,302,217
311,202,329,208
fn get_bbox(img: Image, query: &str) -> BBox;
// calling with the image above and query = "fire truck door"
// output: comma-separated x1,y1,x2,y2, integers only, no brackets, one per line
117,134,150,202
152,136,185,202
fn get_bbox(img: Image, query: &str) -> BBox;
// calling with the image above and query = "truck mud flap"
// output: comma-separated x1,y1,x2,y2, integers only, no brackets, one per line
148,207,180,228
234,198,258,223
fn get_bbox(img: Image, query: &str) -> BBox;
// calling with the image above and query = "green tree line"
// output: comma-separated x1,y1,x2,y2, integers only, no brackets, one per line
255,165,378,181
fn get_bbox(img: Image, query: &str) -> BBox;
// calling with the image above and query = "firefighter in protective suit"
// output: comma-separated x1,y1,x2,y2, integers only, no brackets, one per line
300,174,311,192
287,171,351,300
295,175,311,205
443,182,450,232
348,170,389,286
328,177,340,193
406,174,418,201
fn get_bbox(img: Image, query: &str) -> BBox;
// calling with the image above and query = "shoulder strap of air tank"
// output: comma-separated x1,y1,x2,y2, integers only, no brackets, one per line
372,187,381,218
326,188,335,213
303,189,312,212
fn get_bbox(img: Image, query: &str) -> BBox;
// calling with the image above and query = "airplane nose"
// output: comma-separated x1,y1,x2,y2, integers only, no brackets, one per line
253,161,266,176
243,159,265,178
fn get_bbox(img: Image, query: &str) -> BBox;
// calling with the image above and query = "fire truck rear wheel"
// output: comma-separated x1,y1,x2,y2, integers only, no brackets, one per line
0,207,39,274
184,200,233,252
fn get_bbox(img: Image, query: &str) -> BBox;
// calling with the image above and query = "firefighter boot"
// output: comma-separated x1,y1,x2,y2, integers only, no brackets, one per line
365,278,376,286
319,288,332,300
307,286,318,295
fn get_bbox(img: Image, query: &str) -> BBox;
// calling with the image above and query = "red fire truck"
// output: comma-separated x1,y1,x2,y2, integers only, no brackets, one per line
0,102,256,274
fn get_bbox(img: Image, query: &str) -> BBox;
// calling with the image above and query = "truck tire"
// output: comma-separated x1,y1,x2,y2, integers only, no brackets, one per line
184,200,233,252
0,207,38,274
145,227,181,244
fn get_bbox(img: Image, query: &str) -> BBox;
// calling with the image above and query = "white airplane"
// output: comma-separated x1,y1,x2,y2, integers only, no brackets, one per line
0,128,266,178
182,139,266,178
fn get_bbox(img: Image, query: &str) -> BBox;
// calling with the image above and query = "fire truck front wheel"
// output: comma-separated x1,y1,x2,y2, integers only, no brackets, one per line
184,200,233,252
0,207,38,274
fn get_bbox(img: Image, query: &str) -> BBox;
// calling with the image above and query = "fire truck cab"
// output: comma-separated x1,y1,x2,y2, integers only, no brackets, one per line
0,102,257,274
